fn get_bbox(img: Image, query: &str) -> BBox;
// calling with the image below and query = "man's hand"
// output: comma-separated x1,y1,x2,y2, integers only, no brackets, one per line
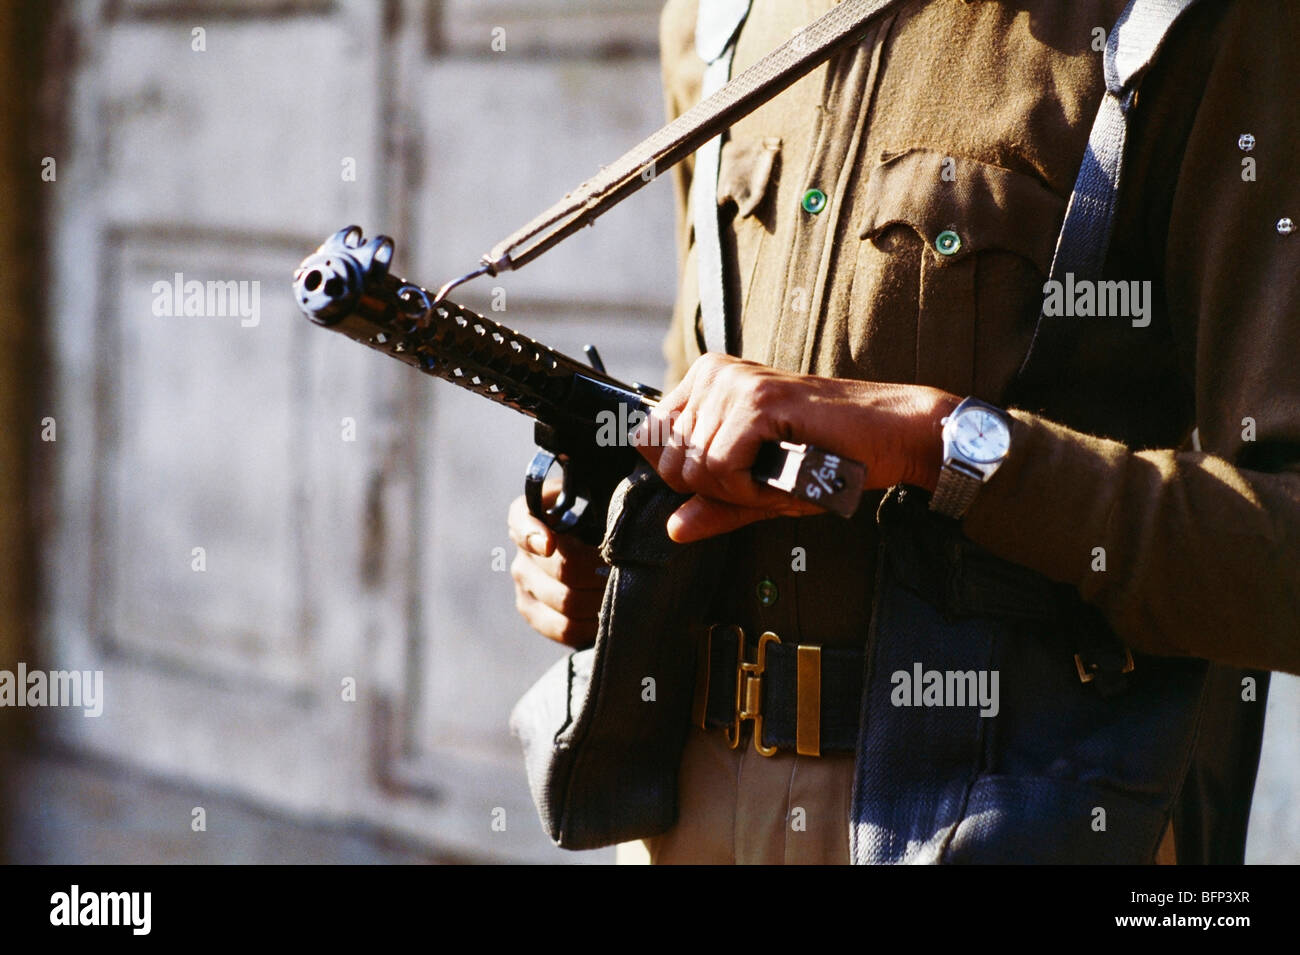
635,354,960,543
507,489,607,648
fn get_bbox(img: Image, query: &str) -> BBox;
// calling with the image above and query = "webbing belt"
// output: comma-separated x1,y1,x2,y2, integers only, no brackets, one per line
693,625,866,756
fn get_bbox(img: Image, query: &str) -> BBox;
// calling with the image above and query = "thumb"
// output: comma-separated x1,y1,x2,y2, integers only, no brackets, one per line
665,495,776,544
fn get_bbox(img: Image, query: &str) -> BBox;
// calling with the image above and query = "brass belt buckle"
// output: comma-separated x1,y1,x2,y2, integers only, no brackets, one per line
726,629,781,757
1074,647,1135,683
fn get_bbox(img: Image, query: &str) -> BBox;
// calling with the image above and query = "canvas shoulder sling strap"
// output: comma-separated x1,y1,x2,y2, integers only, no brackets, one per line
1010,0,1209,396
692,0,753,356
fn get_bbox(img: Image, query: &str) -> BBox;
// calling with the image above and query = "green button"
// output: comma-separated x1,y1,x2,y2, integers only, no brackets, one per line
801,188,828,215
934,230,962,255
756,578,779,608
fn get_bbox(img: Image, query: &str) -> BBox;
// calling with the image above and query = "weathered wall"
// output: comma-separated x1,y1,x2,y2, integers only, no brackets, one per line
27,0,674,863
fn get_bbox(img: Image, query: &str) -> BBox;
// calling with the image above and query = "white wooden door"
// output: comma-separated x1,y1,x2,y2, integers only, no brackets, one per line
42,0,674,863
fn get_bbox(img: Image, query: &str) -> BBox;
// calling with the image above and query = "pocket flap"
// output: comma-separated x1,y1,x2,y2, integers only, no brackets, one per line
717,136,781,218
858,149,1065,275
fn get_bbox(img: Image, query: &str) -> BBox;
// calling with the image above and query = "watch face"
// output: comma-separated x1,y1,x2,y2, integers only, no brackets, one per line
951,407,1011,464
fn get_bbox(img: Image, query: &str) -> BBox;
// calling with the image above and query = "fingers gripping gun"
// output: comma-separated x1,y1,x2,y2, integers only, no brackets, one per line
293,226,865,544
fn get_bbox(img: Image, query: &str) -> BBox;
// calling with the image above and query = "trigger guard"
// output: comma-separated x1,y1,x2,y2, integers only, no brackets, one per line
525,450,587,535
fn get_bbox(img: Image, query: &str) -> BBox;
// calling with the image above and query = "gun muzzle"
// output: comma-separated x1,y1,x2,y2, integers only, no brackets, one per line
292,225,394,326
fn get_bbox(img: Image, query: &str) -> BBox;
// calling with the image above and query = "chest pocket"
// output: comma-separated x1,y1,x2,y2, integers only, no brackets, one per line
847,148,1065,399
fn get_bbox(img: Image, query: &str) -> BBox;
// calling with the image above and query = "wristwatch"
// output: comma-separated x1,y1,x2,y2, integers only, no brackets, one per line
929,397,1013,519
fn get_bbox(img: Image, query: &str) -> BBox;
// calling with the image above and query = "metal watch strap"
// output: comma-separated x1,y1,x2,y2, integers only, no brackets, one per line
929,464,983,520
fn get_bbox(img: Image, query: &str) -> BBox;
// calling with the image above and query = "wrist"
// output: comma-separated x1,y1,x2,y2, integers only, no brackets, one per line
908,389,962,492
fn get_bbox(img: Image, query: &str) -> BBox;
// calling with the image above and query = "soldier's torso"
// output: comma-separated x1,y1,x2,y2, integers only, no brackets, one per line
661,0,1135,646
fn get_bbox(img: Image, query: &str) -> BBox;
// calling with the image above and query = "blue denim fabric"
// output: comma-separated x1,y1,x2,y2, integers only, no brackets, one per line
851,486,1267,864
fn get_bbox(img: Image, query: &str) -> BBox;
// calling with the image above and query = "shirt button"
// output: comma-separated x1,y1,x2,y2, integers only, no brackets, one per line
934,230,962,255
756,578,779,608
801,188,827,214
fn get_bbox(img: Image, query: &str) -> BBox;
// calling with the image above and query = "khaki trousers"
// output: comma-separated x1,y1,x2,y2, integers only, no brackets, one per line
616,724,856,865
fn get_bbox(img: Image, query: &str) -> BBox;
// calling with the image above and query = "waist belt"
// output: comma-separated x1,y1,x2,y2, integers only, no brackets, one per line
692,624,864,757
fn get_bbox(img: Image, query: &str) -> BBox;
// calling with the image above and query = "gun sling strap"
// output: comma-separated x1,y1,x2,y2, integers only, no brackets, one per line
1012,0,1206,392
691,0,753,357
447,0,912,300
